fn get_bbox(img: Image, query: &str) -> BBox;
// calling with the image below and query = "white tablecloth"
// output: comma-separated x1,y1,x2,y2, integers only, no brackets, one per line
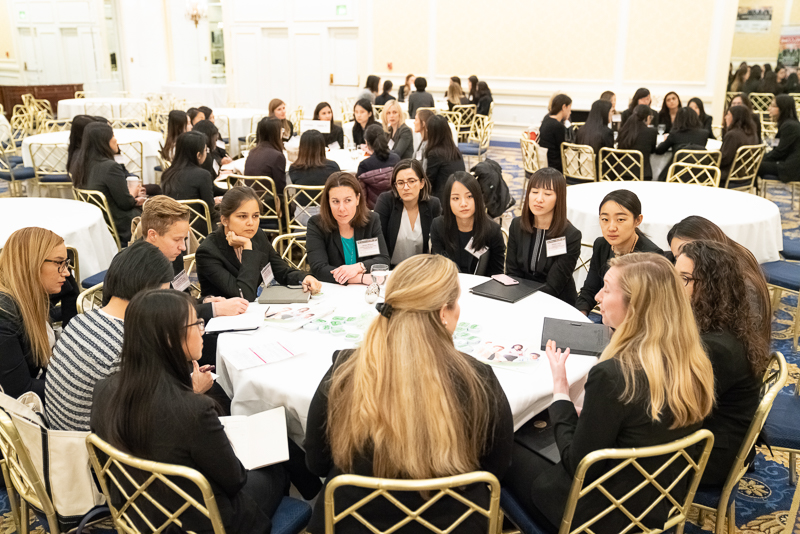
566,181,783,263
0,198,118,278
342,119,457,152
227,147,367,176
649,137,724,181
22,129,164,185
214,107,269,157
162,83,228,108
215,274,596,444
57,98,149,120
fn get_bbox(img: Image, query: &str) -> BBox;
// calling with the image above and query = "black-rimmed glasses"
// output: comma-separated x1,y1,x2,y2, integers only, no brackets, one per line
185,319,205,333
43,258,73,274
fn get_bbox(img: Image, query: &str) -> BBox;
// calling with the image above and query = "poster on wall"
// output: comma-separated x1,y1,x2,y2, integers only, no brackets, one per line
736,7,773,33
779,26,800,72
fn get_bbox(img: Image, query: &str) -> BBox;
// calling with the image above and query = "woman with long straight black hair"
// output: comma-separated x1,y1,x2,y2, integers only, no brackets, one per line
161,110,191,162
312,102,344,149
575,99,614,155
759,94,800,182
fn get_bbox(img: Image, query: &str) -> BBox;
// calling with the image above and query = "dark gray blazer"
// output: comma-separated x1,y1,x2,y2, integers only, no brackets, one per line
306,213,390,283
85,158,139,243
373,192,441,264
389,123,414,160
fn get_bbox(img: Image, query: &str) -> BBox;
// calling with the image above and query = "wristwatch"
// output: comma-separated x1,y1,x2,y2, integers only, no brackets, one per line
359,262,366,274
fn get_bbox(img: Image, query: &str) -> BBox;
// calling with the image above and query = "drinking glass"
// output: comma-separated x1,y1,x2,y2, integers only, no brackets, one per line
657,124,666,136
370,264,389,287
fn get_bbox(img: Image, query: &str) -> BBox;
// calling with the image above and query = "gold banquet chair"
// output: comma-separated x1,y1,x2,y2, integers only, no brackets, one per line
226,174,283,236
28,141,72,195
272,233,309,271
290,107,304,134
598,147,645,182
111,118,148,130
177,199,213,243
726,144,766,192
460,114,493,165
666,163,721,187
560,143,596,184
748,92,774,115
77,283,104,314
38,118,72,134
183,253,201,299
452,104,477,142
502,429,715,534
673,148,721,168
325,471,502,534
73,188,122,250
285,184,325,232
117,140,144,181
83,101,113,119
150,111,170,137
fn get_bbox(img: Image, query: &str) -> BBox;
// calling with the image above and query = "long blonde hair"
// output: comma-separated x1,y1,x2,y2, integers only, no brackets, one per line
600,253,714,429
446,80,465,105
0,227,64,367
328,255,496,479
380,100,407,137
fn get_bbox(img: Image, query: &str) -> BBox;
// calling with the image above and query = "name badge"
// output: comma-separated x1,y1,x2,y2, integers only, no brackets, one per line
172,270,191,292
546,237,567,257
216,139,226,149
465,237,488,258
328,141,339,151
388,139,395,150
261,263,275,287
356,237,380,257
113,154,126,164
212,159,220,174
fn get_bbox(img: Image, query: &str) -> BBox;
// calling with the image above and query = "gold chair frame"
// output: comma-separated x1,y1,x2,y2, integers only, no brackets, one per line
598,148,645,182
226,174,283,235
183,253,201,299
272,232,309,271
520,135,542,175
111,118,148,130
119,102,147,121
726,144,766,192
561,143,596,184
177,199,213,243
748,92,774,114
340,100,354,124
86,433,227,534
84,101,114,118
77,282,104,314
0,123,32,197
74,188,122,250
243,132,257,152
66,246,81,287
463,115,493,164
28,141,71,195
325,471,502,534
767,276,800,352
249,114,269,135
452,104,477,142
38,119,72,134
150,112,170,137
117,141,144,181
673,149,721,168
284,184,325,232
289,107,304,134
216,115,231,149
767,383,800,534
666,163,721,187
372,105,384,122
11,106,32,143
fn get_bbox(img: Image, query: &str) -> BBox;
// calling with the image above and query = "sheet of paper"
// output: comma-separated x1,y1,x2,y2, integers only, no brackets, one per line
220,407,290,470
223,341,303,371
205,312,263,333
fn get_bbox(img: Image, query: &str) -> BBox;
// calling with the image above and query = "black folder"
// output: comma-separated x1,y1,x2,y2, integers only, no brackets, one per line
540,317,612,357
469,277,544,303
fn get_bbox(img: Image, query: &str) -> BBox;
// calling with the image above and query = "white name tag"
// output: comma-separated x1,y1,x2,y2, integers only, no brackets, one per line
261,263,275,287
388,139,395,150
546,237,567,257
216,139,226,149
465,237,488,258
212,158,220,174
300,119,331,134
172,270,191,292
356,237,380,257
328,141,339,151
113,154,126,164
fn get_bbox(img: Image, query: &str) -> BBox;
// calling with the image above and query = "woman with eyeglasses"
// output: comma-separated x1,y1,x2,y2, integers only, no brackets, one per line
91,289,290,534
374,159,442,267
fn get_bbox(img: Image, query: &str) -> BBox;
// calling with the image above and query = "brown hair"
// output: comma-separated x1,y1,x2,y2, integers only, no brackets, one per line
268,98,292,140
390,159,431,200
520,168,568,235
416,109,435,142
292,130,326,170
318,172,370,232
141,196,190,236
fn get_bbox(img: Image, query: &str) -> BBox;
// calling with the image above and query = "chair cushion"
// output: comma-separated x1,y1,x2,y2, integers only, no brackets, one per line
8,156,23,166
39,174,71,183
81,270,107,290
783,236,800,261
154,165,163,172
222,137,229,144
0,167,36,181
259,219,281,231
691,483,735,511
458,142,480,156
271,496,312,534
763,392,800,449
238,136,247,142
761,261,800,291
500,489,551,534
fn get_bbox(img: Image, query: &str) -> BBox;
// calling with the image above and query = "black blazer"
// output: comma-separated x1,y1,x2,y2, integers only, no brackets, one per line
91,375,273,534
0,292,47,399
408,91,435,119
526,358,702,532
720,128,758,183
426,151,466,199
620,107,658,127
575,234,663,313
539,116,567,172
617,128,658,179
700,330,760,486
505,218,582,305
195,227,307,301
763,118,800,182
373,192,441,265
304,349,513,534
325,123,345,149
200,150,223,180
374,92,396,106
85,157,139,244
476,96,493,116
389,123,414,160
162,165,220,229
244,144,287,195
701,115,715,140
430,216,506,277
306,213,390,283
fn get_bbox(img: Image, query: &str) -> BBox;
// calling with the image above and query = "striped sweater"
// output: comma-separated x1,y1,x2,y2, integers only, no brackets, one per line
45,309,124,431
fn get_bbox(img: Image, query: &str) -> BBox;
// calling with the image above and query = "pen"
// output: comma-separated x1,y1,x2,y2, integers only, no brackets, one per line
239,289,244,299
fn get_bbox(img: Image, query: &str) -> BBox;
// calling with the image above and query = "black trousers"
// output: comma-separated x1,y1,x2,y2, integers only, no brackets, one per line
502,442,560,534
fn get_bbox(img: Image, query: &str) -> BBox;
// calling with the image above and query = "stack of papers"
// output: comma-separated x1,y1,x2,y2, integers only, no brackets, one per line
224,341,302,371
205,312,264,334
220,407,290,470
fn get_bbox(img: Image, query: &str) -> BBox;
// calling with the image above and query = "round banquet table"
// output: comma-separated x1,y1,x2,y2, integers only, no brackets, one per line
342,120,457,152
214,107,269,157
22,129,164,185
0,198,118,278
215,274,597,445
566,181,783,263
57,98,149,120
162,83,228,108
225,147,367,176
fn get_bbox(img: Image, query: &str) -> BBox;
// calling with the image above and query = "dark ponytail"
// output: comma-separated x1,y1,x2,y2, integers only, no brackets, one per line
365,123,390,160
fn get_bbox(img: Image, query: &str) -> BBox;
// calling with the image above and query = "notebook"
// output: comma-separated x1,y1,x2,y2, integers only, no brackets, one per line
257,285,311,304
469,277,544,303
219,407,290,470
540,317,613,357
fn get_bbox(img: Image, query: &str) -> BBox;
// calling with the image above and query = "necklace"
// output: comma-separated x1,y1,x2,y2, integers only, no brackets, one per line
613,234,638,256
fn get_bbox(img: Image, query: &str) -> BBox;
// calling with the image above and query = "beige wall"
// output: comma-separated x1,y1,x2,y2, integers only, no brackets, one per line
731,0,788,62
0,0,15,60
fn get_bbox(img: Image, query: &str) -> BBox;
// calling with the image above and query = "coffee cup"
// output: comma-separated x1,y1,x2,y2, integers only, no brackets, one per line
126,176,141,196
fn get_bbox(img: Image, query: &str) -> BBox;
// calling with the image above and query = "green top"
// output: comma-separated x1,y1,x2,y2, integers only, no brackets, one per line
341,236,357,265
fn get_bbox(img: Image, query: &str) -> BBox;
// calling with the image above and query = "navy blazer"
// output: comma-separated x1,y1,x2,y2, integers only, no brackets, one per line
373,192,441,264
306,213,390,283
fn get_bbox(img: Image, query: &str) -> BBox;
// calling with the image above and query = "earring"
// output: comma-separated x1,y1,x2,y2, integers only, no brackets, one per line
443,321,448,326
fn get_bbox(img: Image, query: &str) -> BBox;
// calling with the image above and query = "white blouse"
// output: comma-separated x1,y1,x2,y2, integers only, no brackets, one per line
391,208,423,266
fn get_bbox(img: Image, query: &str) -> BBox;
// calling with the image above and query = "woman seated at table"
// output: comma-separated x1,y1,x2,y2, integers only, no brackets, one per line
193,120,232,180
505,253,714,533
198,106,215,124
398,74,414,103
408,77,435,119
506,168,581,305
575,189,663,315
616,105,658,180
91,289,290,534
46,240,174,431
653,107,709,181
356,124,401,209
475,81,494,116
600,90,617,114
720,106,758,186
467,75,479,104
657,91,681,134
380,100,413,160
356,75,380,104
620,88,658,127
688,98,715,140
161,131,221,230
744,65,762,95
67,115,104,173
374,79,395,106
675,240,769,486
269,98,294,142
196,187,320,301
424,115,466,199
304,254,513,534
758,94,800,183
539,94,572,172
413,109,435,161
431,172,505,276
244,117,287,195
289,129,341,189
759,71,783,95
446,79,470,111
575,99,614,156
187,107,205,125
71,122,144,244
374,159,442,267
725,93,762,142
0,228,76,399
313,102,344,149
352,99,377,147
306,172,390,285
729,65,748,93
160,110,191,163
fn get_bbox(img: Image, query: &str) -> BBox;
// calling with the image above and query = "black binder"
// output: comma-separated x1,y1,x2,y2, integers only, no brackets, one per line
469,277,544,303
540,317,612,357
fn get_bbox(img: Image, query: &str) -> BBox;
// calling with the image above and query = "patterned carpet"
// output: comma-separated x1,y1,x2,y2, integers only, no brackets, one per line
0,144,797,532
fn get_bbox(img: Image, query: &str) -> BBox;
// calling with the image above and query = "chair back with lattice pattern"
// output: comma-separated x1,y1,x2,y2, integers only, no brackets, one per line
466,115,493,157
226,174,282,234
145,93,169,114
340,100,354,124
243,132,257,152
725,92,739,107
117,141,144,180
790,93,800,116
119,101,147,120
177,199,213,243
38,119,72,134
284,185,325,231
183,253,201,298
150,112,170,137
77,282,104,314
325,471,501,534
84,101,113,118
561,143,596,183
74,188,122,250
452,104,477,142
748,92,774,114
761,119,778,141
86,433,226,534
725,144,766,191
10,105,32,138
28,142,69,179
520,135,542,175
111,118,148,130
249,113,269,134
272,233,309,271
66,246,81,287
666,163,721,187
673,149,721,168
598,148,644,181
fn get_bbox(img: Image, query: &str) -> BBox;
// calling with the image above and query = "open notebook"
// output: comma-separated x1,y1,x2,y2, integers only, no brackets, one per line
219,407,290,470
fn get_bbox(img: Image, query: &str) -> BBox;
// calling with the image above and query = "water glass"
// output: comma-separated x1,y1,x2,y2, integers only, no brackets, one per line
370,264,389,287
657,124,666,136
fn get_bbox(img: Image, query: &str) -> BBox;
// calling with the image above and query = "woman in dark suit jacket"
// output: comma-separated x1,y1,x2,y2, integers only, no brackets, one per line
475,81,493,116
505,253,715,533
539,94,572,172
380,100,414,160
620,88,659,127
759,94,800,182
374,159,441,267
245,117,287,195
506,169,582,305
91,290,289,534
575,99,614,156
720,106,758,186
306,172,390,285
616,104,658,180
193,120,231,181
423,115,466,199
688,98,715,140
431,172,505,277
313,102,344,149
70,122,144,244
195,187,321,301
653,107,709,181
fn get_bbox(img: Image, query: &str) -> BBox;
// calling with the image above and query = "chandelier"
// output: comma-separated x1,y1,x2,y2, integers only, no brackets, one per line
185,1,208,28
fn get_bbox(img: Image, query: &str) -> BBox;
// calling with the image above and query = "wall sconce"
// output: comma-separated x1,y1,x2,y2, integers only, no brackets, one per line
185,1,208,28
